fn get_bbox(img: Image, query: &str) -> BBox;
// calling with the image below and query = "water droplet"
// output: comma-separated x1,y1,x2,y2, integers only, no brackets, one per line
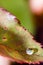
26,48,38,55
26,48,34,55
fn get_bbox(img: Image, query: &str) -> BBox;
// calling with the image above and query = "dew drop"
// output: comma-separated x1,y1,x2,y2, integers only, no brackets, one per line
26,48,38,55
26,48,34,55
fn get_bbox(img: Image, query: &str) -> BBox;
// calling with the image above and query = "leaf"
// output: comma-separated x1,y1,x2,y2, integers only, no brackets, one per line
0,8,43,64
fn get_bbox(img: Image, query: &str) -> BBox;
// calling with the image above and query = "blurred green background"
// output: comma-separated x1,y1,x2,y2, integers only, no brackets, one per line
0,0,35,34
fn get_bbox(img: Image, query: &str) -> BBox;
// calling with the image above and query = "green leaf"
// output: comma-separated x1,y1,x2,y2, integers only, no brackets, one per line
0,8,43,64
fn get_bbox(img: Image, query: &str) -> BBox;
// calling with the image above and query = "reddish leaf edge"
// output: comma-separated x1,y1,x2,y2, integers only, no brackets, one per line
0,7,43,64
